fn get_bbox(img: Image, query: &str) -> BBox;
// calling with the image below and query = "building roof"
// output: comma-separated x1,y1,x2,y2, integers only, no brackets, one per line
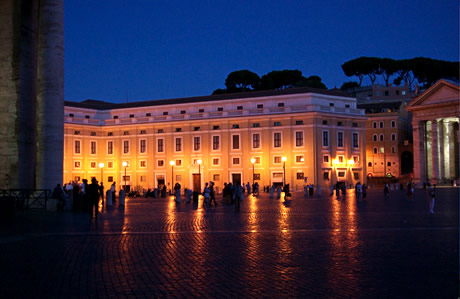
65,87,352,110
357,101,407,114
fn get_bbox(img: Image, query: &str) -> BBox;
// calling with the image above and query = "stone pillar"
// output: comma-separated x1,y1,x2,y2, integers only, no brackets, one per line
412,120,426,183
36,0,64,190
431,120,440,183
0,1,39,189
438,119,445,179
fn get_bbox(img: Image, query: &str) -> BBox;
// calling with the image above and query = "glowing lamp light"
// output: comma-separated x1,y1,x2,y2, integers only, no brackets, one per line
98,162,104,168
348,159,355,165
169,160,175,166
282,156,287,162
250,158,256,164
197,159,202,165
332,159,339,165
122,161,128,167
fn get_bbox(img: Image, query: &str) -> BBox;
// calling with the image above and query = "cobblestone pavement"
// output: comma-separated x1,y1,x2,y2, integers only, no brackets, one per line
0,187,458,298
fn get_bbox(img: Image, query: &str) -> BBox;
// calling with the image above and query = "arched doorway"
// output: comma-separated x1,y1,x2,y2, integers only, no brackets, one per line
401,151,413,175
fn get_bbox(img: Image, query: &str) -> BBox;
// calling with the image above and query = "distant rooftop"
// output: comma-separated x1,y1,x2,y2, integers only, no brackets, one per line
65,87,352,110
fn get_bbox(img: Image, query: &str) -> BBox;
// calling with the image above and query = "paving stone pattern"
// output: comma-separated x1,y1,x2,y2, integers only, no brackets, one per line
0,188,458,298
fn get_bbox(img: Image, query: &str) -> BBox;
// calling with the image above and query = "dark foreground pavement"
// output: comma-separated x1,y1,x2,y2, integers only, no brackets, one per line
0,187,458,298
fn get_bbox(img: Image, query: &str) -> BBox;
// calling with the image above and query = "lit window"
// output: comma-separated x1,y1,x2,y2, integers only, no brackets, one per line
252,134,260,149
212,136,220,150
274,133,282,148
338,155,344,163
212,158,220,166
176,159,182,166
140,139,146,153
232,135,240,150
323,131,329,147
274,156,282,164
337,132,343,147
90,141,96,153
352,133,359,148
74,140,81,154
380,147,384,153
140,160,147,168
90,162,96,168
296,132,304,147
193,136,201,151
175,137,182,152
107,141,113,155
296,155,304,163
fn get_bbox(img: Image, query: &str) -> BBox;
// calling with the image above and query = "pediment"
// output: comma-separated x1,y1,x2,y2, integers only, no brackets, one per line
407,80,459,110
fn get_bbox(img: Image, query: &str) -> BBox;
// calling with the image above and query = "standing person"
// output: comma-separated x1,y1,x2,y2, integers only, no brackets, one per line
51,184,64,211
384,182,390,198
356,182,362,199
111,182,116,204
203,183,210,208
209,182,217,207
269,184,275,199
426,184,435,214
362,184,367,199
174,182,181,203
100,182,105,205
88,178,100,218
234,184,243,212
276,185,281,199
246,182,251,195
407,182,413,200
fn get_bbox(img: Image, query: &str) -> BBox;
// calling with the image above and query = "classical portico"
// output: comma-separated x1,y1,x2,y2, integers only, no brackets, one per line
407,80,460,184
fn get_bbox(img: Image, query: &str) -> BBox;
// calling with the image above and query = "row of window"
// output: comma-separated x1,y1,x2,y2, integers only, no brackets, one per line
322,131,359,148
372,134,397,142
74,152,360,171
367,161,396,167
74,131,360,155
372,147,397,154
73,120,361,137
372,120,396,129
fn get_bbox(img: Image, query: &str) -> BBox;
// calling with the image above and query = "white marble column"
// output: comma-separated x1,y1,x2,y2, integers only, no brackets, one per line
412,120,426,183
431,120,440,183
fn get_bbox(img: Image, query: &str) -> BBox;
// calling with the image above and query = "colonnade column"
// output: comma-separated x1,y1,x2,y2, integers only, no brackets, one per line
412,120,426,183
431,120,440,183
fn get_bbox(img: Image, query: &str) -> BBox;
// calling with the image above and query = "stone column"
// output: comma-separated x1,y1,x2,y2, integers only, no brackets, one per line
412,120,426,183
36,0,64,190
0,1,39,189
431,120,440,183
438,119,445,179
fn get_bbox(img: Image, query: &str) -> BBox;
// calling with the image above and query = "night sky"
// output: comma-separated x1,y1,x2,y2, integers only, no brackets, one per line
65,0,459,103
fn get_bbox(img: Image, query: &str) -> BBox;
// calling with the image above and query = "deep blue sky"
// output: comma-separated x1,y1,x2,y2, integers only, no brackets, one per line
65,0,459,103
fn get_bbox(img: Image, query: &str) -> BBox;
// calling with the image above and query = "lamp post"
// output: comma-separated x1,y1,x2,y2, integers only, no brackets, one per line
197,159,202,193
282,156,287,187
170,160,175,193
250,158,256,194
122,161,128,192
98,162,104,183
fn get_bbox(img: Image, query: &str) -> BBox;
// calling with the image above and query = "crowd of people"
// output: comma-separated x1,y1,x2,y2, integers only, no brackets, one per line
51,179,120,217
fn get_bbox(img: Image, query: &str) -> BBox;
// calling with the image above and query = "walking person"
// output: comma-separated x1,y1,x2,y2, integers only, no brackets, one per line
246,182,251,195
111,182,116,204
234,184,243,212
426,184,436,214
269,184,275,199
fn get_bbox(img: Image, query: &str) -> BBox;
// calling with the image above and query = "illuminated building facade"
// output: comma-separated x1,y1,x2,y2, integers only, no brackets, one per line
64,88,366,193
407,80,460,184
359,101,412,178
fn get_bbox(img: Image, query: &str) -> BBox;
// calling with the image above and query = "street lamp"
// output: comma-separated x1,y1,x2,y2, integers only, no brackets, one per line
197,159,202,193
122,161,128,192
282,156,287,186
250,158,256,194
98,162,104,183
170,160,175,193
